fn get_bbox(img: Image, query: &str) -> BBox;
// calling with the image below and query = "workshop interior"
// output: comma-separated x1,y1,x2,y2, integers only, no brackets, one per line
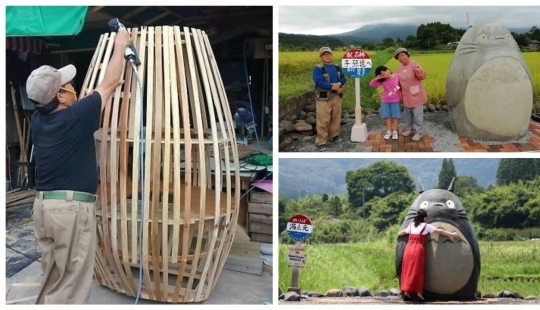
5,6,274,299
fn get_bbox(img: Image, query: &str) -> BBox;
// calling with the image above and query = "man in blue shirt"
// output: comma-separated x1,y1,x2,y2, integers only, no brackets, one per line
312,47,347,146
26,30,131,304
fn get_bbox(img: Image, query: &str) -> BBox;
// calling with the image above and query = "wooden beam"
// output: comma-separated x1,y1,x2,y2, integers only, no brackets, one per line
88,9,137,27
209,18,272,45
91,6,106,13
143,11,170,25
159,7,185,21
122,6,150,21
50,47,97,54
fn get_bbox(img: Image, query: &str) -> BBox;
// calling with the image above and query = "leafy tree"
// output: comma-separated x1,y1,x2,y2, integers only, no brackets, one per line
346,161,414,211
322,193,329,203
368,192,416,231
329,196,342,217
455,175,484,198
438,158,457,189
469,177,540,229
496,158,540,185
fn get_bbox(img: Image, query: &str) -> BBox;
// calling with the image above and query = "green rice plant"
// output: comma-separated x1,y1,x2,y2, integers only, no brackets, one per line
278,50,389,111
278,240,540,296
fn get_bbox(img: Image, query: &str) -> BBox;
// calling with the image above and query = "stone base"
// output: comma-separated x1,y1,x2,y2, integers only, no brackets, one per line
351,123,368,143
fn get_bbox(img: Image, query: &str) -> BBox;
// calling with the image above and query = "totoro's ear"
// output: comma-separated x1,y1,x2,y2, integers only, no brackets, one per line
467,12,474,27
495,12,501,24
418,178,425,194
448,177,456,192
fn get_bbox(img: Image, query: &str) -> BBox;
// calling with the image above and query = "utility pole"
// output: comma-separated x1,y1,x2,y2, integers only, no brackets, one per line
362,185,365,220
326,186,334,196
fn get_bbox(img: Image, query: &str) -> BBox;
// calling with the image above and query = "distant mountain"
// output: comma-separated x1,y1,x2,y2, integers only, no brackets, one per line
508,27,531,34
279,158,501,200
330,23,419,42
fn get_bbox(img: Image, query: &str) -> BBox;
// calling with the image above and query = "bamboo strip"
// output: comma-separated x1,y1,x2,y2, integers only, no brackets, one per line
119,27,138,296
190,28,221,300
150,26,163,301
88,26,242,304
161,25,172,301
142,26,155,300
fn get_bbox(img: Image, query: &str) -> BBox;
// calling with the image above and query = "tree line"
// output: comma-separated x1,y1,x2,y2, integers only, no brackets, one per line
279,159,540,244
279,23,540,52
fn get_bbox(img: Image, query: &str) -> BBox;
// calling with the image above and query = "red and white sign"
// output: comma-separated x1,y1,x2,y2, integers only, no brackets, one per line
342,49,372,78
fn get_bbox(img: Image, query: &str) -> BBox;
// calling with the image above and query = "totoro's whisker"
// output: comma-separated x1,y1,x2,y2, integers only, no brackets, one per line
459,51,477,56
457,47,477,50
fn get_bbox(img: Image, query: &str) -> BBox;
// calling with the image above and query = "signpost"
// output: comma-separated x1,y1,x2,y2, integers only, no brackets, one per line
286,214,313,294
342,49,371,142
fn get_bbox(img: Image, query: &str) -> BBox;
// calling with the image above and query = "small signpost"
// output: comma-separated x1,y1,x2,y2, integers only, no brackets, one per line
342,49,371,143
286,214,312,294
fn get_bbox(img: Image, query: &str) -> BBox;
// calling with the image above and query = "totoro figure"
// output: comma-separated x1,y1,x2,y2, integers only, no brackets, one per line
395,178,481,300
446,18,533,141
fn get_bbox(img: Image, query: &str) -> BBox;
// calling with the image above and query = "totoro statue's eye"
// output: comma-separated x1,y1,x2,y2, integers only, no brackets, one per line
420,201,429,209
447,200,455,209
477,34,488,42
506,33,512,39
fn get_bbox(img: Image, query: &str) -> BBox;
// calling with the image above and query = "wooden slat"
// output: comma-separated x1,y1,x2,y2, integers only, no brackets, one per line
119,27,138,295
97,32,123,293
142,25,155,300
161,24,172,301
172,25,192,303
87,25,242,304
150,26,164,302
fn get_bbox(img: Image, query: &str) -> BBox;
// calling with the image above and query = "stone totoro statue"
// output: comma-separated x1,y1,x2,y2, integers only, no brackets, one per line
395,178,480,300
446,18,533,141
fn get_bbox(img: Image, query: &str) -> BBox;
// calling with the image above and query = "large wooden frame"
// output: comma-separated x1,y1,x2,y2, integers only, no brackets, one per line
80,26,240,303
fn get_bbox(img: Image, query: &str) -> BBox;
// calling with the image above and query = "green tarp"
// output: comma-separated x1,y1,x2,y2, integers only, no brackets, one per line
6,6,89,37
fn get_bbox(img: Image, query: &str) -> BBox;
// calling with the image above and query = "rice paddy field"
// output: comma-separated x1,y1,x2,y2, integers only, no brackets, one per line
278,240,540,297
279,50,540,111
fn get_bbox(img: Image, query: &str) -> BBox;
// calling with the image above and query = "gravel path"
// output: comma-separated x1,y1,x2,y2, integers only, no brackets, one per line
282,111,533,153
279,295,540,305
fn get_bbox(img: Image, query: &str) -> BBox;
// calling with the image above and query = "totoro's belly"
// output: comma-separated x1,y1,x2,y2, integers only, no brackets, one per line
424,221,474,295
464,57,532,137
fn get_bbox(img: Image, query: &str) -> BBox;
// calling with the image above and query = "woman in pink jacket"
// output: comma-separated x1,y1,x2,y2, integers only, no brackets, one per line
394,47,427,141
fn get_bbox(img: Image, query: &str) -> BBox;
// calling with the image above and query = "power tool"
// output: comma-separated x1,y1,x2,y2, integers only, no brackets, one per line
108,18,141,66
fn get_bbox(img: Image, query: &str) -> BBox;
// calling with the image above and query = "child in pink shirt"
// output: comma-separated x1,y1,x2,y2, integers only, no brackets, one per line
369,66,401,140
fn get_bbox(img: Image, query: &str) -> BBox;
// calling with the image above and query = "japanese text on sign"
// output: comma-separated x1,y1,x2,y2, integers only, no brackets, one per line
342,59,372,69
287,222,313,233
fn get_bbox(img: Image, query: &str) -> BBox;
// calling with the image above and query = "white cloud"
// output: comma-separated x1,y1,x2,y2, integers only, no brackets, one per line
279,6,540,35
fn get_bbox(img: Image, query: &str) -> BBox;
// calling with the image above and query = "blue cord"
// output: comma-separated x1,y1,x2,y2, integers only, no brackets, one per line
130,63,144,305
243,39,260,149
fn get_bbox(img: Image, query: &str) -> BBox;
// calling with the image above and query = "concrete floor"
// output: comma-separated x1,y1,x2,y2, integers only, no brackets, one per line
6,261,273,305
6,204,273,305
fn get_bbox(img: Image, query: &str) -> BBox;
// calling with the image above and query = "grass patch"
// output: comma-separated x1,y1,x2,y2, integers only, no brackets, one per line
278,240,540,296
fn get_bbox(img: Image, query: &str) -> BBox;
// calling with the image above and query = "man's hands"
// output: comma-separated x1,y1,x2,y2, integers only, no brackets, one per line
331,82,341,91
337,87,343,94
114,30,132,50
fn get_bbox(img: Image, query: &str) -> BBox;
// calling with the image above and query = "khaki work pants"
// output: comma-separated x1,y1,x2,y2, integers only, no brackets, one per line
315,95,342,145
32,191,97,304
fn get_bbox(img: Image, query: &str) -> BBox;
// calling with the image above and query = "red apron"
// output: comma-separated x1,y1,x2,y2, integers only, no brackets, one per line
400,222,428,294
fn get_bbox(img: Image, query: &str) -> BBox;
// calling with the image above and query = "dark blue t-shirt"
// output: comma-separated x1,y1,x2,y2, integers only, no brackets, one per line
31,91,102,194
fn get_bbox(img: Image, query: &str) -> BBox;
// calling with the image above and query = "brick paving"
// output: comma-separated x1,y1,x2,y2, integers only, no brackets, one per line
361,120,540,153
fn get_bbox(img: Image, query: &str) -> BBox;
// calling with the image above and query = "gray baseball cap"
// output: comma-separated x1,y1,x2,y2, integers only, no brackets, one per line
319,46,332,56
394,47,410,60
26,64,77,105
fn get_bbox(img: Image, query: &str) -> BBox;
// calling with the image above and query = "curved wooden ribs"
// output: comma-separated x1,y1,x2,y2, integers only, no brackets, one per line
81,26,240,303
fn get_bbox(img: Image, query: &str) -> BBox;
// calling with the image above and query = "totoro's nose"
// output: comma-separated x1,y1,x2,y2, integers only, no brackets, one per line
432,203,444,207
495,36,505,39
